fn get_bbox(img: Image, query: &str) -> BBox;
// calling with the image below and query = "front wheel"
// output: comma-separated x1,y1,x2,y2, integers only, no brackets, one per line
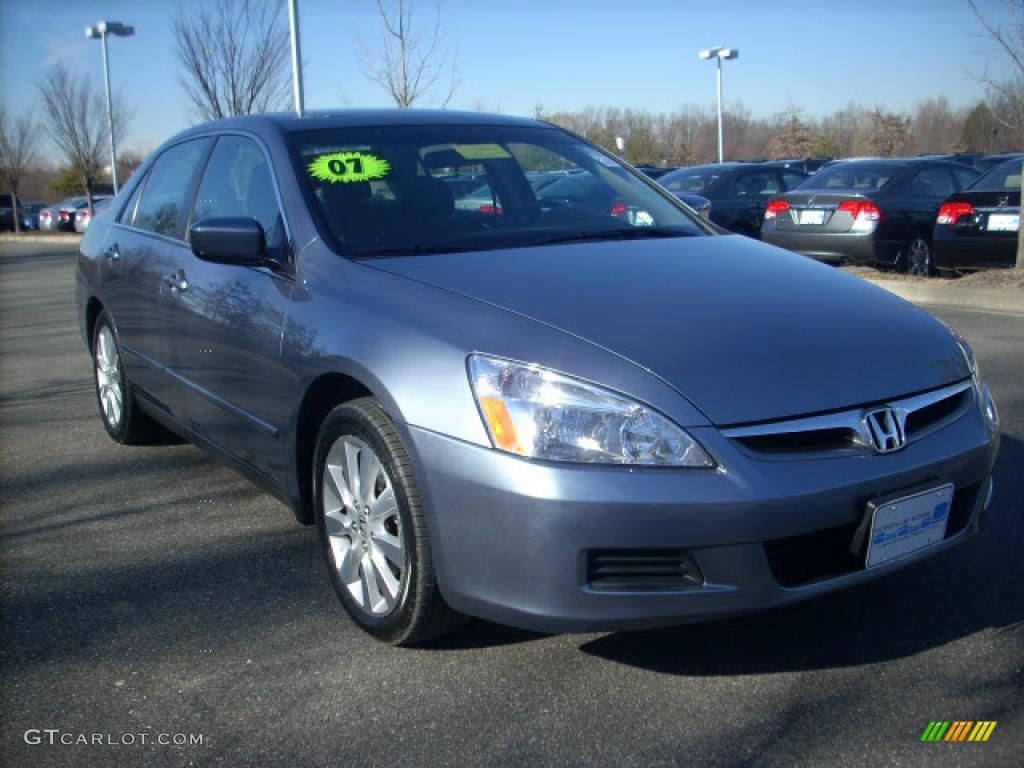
313,398,465,644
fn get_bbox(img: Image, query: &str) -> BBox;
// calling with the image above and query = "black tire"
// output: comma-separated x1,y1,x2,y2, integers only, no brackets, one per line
904,234,935,277
91,310,161,444
313,397,465,645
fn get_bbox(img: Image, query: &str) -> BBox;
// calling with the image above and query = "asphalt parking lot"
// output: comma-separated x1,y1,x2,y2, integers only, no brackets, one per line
1,240,1021,768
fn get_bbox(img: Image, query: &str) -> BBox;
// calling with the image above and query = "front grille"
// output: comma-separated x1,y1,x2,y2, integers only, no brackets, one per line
735,428,859,455
765,481,983,588
905,389,968,437
586,549,703,591
724,380,972,458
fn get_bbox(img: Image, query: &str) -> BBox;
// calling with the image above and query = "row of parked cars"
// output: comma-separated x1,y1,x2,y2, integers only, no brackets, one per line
0,195,113,233
639,152,1020,276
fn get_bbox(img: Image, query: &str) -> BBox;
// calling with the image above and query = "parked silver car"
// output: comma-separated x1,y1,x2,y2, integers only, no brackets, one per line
77,111,1000,645
74,197,113,233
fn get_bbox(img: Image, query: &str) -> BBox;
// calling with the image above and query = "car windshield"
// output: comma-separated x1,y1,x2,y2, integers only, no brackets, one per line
969,158,1023,192
289,124,707,257
798,162,902,191
658,167,724,194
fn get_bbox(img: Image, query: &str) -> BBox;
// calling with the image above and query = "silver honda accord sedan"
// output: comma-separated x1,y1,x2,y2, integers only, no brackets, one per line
76,111,1000,644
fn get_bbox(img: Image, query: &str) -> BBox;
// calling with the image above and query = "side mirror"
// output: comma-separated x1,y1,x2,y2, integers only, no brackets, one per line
190,217,265,265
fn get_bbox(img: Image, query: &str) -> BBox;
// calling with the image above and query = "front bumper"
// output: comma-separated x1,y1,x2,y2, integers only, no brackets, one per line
405,394,998,633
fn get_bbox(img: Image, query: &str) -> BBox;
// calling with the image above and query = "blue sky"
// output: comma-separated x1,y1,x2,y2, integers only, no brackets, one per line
0,0,1015,156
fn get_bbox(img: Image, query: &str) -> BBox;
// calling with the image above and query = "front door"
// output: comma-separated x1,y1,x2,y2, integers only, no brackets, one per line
164,134,295,480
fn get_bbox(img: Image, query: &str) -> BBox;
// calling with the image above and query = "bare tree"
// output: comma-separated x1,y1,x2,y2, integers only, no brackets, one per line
37,63,129,214
171,0,291,121
968,0,1024,269
0,110,39,233
361,0,458,108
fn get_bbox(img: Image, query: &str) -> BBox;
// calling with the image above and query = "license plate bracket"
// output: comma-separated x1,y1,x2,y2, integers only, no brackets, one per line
864,484,954,568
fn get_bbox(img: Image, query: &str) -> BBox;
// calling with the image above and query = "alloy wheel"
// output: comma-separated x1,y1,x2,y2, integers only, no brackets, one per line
322,435,406,616
95,326,123,429
907,237,931,276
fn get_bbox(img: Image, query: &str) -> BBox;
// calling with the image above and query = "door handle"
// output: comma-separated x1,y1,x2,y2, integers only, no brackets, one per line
104,244,120,262
165,270,189,293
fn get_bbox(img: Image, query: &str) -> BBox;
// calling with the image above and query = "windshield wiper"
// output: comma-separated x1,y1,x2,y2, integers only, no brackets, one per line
526,228,697,247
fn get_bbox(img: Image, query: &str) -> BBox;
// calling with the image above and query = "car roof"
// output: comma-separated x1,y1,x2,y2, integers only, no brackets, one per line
173,109,545,139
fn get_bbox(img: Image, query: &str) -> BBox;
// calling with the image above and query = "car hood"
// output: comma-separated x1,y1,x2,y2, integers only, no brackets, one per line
368,235,969,425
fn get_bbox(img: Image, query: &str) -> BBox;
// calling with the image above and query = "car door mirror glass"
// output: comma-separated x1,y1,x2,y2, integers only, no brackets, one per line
189,217,266,266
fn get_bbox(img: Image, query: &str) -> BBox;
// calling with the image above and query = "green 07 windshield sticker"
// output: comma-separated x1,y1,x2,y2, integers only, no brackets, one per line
308,152,390,184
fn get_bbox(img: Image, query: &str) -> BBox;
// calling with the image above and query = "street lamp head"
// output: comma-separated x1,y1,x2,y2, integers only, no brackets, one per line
85,21,135,39
698,46,739,61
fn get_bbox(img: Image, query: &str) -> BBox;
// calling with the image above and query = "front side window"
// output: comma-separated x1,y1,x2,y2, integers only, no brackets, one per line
192,135,287,258
290,124,708,257
133,138,211,238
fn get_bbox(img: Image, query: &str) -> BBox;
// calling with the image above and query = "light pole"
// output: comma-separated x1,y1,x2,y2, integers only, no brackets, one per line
86,21,134,194
287,0,305,117
698,46,739,163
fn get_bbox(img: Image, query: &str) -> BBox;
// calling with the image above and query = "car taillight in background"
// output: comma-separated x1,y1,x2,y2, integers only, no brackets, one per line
764,199,790,220
40,210,51,220
837,199,883,232
936,201,974,225
478,204,503,215
837,199,883,221
609,201,630,217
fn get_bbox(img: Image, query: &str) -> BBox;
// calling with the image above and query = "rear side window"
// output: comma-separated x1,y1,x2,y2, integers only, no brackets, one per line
191,135,288,257
133,138,211,238
118,179,144,225
804,163,901,191
781,172,805,191
969,159,1022,192
734,171,779,197
951,166,980,191
909,167,955,198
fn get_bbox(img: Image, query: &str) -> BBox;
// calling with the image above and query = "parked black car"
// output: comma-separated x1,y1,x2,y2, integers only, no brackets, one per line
761,158,980,273
933,156,1021,273
972,152,1023,175
658,162,807,237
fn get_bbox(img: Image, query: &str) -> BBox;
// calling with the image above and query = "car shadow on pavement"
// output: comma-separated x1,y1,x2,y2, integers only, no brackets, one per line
578,434,1024,676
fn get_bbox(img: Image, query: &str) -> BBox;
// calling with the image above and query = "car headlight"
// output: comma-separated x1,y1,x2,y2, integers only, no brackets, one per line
468,355,714,467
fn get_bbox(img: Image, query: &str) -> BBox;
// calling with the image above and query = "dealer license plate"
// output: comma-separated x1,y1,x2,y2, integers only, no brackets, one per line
865,484,954,568
987,213,1018,232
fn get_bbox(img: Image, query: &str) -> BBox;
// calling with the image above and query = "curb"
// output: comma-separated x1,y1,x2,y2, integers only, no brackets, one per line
0,234,81,244
865,279,1024,316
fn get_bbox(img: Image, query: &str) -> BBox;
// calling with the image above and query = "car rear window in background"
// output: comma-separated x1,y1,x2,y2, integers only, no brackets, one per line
734,171,779,197
131,138,212,238
909,167,955,198
970,159,1024,192
803,163,902,191
290,125,706,256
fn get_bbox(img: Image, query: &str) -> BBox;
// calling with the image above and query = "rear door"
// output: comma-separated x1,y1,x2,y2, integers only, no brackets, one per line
164,133,295,479
716,169,780,236
100,138,212,413
897,165,956,239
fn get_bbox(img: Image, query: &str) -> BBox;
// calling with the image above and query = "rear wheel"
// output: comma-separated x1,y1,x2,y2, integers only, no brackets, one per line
313,397,465,644
905,235,934,277
92,311,160,443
